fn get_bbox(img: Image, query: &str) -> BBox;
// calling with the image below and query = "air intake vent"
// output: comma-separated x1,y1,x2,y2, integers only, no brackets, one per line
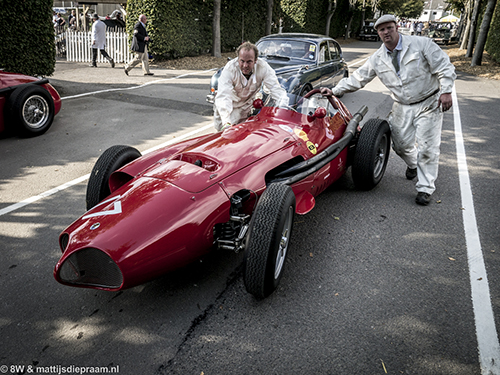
59,233,69,252
58,248,123,289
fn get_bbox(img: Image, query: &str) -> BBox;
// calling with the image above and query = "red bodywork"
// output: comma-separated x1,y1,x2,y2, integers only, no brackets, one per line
0,71,62,133
54,95,354,291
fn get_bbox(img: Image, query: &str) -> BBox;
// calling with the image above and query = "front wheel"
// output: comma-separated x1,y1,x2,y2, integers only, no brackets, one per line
352,119,391,190
244,184,295,299
86,145,141,210
7,85,55,137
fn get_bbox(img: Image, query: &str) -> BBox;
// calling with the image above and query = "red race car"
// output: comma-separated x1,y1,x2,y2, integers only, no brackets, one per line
54,90,390,299
0,71,61,137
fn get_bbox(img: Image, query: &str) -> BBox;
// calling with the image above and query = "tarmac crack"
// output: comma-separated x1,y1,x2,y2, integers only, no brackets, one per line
156,263,244,374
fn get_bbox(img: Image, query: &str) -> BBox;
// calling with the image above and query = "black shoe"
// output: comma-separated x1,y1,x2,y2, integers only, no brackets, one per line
406,167,417,180
110,59,115,68
416,192,431,206
144,72,154,76
89,64,97,68
124,67,129,76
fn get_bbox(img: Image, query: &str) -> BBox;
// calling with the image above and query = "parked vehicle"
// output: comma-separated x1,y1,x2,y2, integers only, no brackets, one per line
0,71,62,137
54,90,390,299
206,33,348,104
428,24,457,45
359,20,380,41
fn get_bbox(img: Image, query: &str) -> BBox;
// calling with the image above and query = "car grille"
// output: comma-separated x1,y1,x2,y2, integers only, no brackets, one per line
58,248,123,289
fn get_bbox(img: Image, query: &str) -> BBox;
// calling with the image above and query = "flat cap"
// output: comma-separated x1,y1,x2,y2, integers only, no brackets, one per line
92,13,99,19
374,15,397,29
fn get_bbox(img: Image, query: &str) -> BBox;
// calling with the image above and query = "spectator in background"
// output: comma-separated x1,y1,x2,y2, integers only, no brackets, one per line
416,22,423,36
68,10,77,30
124,14,154,76
56,13,66,27
90,13,115,68
68,10,76,24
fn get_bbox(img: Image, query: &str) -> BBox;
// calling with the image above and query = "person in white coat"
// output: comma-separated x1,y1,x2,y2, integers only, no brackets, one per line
90,14,114,68
321,14,456,205
214,42,287,132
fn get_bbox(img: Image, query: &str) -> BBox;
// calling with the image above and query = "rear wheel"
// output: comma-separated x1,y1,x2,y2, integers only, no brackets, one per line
86,145,141,210
7,85,55,137
244,184,295,299
352,119,391,190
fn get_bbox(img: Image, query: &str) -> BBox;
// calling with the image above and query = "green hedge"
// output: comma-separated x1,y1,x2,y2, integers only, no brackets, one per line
126,0,212,59
126,0,365,60
0,0,55,76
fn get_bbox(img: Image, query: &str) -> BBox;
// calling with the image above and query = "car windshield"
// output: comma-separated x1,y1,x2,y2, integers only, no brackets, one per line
257,40,316,61
263,93,338,117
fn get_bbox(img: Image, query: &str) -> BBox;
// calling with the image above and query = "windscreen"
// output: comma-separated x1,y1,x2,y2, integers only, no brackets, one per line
263,93,338,117
257,40,317,61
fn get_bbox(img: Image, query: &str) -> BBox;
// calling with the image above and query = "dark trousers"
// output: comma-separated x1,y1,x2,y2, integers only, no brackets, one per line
92,48,111,65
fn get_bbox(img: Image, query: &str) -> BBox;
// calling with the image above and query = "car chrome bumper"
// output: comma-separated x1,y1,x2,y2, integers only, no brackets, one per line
206,94,215,104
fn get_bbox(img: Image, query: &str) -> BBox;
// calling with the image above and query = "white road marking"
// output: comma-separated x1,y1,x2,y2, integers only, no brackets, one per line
0,122,214,217
452,85,500,374
60,69,217,100
348,57,368,68
0,69,217,217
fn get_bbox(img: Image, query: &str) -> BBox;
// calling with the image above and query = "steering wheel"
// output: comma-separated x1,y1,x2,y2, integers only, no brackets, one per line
282,104,298,112
292,89,339,113
302,88,340,110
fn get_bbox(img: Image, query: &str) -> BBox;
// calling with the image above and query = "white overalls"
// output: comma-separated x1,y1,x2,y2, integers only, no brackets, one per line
332,34,456,194
214,58,287,131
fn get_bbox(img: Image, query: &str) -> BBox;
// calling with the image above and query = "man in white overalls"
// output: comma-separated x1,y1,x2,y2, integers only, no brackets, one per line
214,42,287,132
321,15,456,206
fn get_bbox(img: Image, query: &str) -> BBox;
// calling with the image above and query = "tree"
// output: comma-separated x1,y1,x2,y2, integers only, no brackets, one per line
325,0,338,36
459,0,473,49
377,0,423,18
471,0,498,65
345,0,357,39
466,0,482,57
213,0,221,57
397,0,425,19
266,0,273,35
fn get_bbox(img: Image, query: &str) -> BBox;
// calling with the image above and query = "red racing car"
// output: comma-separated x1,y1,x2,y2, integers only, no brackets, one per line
54,90,390,299
0,71,61,137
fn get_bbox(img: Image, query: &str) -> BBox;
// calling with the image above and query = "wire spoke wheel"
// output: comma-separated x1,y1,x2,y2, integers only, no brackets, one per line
23,95,49,129
274,205,293,279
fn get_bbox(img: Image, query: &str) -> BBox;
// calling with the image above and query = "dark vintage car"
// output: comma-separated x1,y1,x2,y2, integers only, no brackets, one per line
206,33,348,104
359,20,380,41
428,24,457,45
54,90,391,300
0,70,62,137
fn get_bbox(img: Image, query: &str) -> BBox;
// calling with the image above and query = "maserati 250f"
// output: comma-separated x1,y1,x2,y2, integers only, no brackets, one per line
54,90,390,299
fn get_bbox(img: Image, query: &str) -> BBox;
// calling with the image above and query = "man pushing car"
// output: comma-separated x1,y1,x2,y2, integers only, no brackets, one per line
214,42,288,132
321,14,456,206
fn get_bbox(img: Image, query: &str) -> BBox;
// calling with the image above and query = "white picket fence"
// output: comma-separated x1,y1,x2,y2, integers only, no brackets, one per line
65,30,133,63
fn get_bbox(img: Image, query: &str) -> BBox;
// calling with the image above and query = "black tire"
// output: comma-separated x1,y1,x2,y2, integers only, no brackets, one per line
352,119,391,190
244,183,295,299
6,85,55,137
86,145,141,210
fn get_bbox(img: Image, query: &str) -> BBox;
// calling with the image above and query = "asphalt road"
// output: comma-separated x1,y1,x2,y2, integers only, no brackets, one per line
0,40,499,375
